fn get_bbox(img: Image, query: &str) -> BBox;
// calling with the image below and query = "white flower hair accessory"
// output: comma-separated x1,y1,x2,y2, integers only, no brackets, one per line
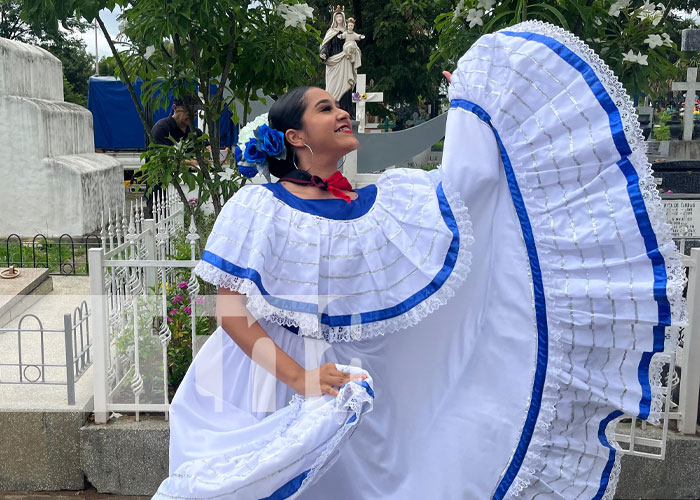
235,113,286,181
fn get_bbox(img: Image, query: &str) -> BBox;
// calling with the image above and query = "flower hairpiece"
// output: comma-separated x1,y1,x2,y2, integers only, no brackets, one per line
235,113,286,180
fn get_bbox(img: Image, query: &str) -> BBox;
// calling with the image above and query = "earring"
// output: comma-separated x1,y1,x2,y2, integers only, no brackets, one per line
302,143,314,171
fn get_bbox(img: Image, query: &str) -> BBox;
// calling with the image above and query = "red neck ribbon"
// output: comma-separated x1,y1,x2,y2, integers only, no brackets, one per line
280,170,355,202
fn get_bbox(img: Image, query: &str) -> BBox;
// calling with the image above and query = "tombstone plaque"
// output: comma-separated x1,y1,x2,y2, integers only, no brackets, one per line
663,198,700,238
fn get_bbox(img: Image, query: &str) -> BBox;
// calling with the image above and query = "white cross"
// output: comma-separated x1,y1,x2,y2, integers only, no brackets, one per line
672,67,700,141
354,74,384,133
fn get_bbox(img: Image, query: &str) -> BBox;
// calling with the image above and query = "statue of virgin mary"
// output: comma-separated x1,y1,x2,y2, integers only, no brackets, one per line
320,6,357,116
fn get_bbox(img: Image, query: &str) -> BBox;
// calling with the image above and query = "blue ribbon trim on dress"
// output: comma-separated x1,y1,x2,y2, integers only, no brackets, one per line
263,182,378,220
259,470,309,500
496,29,671,496
450,99,549,500
201,183,460,328
592,410,624,500
500,28,670,420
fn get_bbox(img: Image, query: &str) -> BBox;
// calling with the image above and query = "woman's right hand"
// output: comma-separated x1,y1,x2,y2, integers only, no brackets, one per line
293,363,367,397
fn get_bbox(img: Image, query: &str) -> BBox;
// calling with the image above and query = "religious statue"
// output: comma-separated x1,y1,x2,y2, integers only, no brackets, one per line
339,17,365,68
320,6,363,117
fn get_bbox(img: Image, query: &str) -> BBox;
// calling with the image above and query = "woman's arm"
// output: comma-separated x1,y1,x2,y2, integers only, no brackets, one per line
217,287,364,396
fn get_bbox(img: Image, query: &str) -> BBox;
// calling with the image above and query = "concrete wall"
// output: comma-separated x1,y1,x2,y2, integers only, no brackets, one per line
0,411,88,491
0,38,63,101
0,37,123,237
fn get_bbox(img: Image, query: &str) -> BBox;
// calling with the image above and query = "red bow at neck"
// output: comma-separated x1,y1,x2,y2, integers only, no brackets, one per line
280,170,355,202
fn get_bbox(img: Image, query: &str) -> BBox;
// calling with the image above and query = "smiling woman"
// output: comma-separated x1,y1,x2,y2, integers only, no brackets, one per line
154,22,683,500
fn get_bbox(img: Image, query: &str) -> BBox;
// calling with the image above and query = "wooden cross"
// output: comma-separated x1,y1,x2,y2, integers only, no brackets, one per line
671,67,700,141
354,74,384,133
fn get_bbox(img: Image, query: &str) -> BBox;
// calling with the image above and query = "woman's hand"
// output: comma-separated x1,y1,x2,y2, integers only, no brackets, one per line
292,362,367,397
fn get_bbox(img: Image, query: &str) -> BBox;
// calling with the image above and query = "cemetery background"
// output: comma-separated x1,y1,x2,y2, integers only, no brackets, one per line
2,0,700,498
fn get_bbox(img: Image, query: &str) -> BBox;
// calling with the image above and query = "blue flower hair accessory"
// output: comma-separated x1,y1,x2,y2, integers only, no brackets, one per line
235,113,286,181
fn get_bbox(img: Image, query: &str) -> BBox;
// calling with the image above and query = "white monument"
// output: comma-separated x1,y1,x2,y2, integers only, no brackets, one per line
0,37,123,236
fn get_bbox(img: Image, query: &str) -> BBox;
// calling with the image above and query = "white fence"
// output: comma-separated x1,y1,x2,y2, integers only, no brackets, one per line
89,190,205,423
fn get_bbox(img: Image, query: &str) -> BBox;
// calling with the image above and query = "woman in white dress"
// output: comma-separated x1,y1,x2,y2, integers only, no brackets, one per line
154,22,684,500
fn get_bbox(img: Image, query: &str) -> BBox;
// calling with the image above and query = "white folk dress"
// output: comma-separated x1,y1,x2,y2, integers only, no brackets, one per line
153,22,684,500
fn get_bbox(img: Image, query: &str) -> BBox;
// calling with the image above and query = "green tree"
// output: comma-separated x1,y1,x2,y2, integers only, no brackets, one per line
431,0,698,98
306,0,453,112
22,0,320,215
98,55,118,76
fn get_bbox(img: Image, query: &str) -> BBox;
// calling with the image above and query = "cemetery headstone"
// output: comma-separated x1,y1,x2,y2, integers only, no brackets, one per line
671,30,700,142
0,37,123,236
656,159,700,252
637,105,653,140
672,67,700,141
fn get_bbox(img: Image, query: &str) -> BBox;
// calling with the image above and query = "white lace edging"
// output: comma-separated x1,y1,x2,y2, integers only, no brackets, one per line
500,21,686,499
154,378,373,500
194,184,474,343
295,381,375,496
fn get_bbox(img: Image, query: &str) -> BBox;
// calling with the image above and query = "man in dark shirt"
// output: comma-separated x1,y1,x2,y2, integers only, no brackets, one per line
146,98,203,217
151,98,203,146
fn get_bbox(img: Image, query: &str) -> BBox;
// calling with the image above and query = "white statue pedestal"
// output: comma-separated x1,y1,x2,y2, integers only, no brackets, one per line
0,38,123,236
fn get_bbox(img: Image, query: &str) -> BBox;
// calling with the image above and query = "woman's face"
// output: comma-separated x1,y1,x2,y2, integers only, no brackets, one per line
297,87,358,157
334,13,344,28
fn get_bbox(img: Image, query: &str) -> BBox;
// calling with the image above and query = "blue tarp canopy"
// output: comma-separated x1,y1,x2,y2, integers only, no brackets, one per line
87,76,237,150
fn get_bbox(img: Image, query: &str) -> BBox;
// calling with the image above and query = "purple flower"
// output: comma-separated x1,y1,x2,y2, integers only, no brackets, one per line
178,282,188,289
184,305,192,316
167,316,173,323
188,198,198,207
172,296,184,304
195,297,206,305
169,308,178,316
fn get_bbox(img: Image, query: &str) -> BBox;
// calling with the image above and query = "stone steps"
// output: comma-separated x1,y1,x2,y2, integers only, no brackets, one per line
0,268,53,327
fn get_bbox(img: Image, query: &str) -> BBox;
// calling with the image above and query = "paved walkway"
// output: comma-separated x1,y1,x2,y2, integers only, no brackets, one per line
0,491,147,500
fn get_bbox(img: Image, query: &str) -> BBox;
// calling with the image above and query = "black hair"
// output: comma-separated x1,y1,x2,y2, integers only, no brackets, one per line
268,86,313,178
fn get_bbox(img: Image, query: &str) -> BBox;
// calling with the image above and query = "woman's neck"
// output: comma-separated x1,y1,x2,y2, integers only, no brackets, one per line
304,164,339,179
296,152,343,179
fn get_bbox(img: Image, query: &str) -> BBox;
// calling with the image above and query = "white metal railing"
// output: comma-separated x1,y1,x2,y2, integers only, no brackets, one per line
0,301,92,405
614,244,700,458
676,248,700,434
89,189,206,424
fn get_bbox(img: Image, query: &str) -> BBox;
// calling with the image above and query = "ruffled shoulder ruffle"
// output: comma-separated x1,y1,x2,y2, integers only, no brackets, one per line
195,168,473,342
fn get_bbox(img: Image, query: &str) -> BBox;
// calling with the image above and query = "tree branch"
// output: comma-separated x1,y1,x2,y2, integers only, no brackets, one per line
573,0,594,37
659,0,675,27
96,14,153,143
171,178,189,208
212,10,236,112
